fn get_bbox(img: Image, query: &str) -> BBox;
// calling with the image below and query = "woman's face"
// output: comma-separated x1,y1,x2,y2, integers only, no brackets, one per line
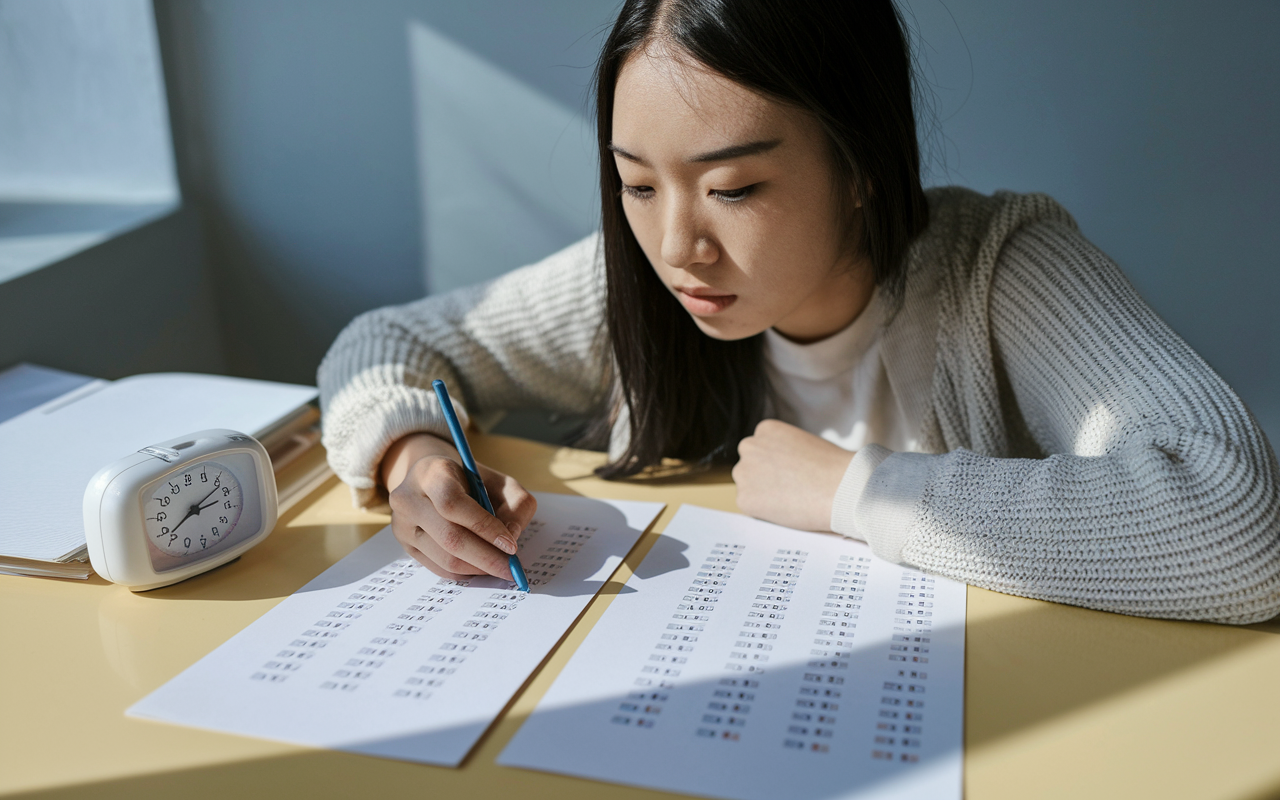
612,47,873,343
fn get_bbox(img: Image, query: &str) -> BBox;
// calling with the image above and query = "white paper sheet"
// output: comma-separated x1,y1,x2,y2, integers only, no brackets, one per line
128,493,664,766
500,505,966,800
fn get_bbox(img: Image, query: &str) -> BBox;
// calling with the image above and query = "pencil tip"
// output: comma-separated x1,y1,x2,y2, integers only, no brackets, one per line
510,555,529,592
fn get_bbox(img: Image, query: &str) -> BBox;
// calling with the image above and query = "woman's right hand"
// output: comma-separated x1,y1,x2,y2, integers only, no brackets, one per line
381,432,537,581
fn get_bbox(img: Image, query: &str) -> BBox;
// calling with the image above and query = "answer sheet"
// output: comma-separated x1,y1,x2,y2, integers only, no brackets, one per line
500,505,966,800
128,493,664,766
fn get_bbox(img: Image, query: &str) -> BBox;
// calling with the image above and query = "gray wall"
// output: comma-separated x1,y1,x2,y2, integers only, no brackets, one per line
146,1,1279,442
153,0,611,385
907,0,1280,440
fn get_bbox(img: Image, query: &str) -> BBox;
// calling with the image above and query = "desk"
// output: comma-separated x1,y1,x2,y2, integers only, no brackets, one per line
3,434,1280,800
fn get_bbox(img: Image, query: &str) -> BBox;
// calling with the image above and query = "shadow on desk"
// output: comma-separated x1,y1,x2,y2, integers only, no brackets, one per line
965,599,1278,749
33,597,1280,800
124,522,377,603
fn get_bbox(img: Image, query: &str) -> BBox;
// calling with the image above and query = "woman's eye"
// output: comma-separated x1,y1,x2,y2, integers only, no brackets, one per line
621,184,655,201
711,185,755,203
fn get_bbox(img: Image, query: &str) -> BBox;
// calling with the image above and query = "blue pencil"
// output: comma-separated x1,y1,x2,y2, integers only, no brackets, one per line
432,379,529,592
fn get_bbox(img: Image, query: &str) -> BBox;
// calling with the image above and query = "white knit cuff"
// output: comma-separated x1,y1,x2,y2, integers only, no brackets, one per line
854,451,936,564
831,444,894,539
323,387,468,512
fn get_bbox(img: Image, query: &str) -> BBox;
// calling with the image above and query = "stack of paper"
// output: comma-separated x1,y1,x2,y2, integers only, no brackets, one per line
0,369,317,579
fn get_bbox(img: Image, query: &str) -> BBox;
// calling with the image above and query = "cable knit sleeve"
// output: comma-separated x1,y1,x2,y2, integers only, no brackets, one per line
317,233,609,510
856,217,1280,624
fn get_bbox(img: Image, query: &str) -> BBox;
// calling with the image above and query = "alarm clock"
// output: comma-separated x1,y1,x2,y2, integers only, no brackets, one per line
83,429,278,591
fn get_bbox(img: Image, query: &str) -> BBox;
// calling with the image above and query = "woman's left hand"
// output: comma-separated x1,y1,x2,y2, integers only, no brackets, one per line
732,419,856,532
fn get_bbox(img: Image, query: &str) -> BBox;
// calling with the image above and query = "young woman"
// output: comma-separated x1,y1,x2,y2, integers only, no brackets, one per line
318,0,1280,624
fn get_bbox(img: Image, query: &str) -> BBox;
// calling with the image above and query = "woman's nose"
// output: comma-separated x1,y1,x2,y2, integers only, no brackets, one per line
660,197,718,271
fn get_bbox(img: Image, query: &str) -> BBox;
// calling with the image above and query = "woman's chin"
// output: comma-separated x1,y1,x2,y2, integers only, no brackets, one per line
688,313,765,342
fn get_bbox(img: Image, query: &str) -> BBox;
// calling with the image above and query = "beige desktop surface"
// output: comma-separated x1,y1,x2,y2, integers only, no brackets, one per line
2,435,1279,800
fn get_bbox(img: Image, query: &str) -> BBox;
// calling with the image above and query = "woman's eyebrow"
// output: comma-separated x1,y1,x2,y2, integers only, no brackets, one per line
688,138,781,163
608,143,649,165
608,138,782,166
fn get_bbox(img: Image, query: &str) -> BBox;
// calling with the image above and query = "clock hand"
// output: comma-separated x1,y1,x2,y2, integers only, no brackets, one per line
169,480,222,533
163,473,227,535
192,482,222,509
170,506,199,533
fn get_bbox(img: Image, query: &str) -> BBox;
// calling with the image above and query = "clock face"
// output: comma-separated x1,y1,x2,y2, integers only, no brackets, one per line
143,460,245,558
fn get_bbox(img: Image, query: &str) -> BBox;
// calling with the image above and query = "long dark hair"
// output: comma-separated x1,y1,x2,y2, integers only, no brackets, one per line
593,0,928,478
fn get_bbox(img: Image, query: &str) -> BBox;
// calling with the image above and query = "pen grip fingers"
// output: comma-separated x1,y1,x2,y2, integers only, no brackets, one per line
388,454,514,580
404,455,513,549
482,468,537,540
399,539,475,582
416,520,513,582
431,473,518,556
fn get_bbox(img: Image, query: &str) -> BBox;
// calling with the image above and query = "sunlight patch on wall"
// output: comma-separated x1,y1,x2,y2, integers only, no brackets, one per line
407,20,598,295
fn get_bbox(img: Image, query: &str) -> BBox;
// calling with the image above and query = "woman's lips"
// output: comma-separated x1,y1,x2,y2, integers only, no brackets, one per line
677,288,737,315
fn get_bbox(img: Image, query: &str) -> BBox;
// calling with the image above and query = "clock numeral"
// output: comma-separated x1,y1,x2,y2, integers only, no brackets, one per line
155,511,167,522
219,515,228,524
183,536,192,548
212,526,219,535
200,536,208,549
159,526,169,536
159,496,170,507
222,486,231,496
183,474,192,486
170,483,180,494
225,500,233,509
200,471,208,483
169,534,178,544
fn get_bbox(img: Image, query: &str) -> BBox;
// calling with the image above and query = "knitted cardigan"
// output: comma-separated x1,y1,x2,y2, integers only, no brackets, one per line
318,187,1280,624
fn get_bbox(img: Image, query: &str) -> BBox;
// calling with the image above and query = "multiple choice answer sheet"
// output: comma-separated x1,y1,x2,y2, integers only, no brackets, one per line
128,493,664,766
499,505,966,800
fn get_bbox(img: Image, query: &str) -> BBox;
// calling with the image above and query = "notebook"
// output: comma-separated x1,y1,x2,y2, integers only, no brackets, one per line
0,370,317,577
